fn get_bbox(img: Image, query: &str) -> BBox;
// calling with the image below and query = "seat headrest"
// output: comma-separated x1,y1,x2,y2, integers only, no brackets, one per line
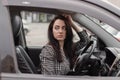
12,15,22,38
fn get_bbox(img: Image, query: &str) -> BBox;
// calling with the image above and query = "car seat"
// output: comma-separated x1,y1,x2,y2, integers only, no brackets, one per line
12,14,37,74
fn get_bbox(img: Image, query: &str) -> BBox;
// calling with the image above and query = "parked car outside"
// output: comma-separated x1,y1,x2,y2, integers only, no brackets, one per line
0,0,120,80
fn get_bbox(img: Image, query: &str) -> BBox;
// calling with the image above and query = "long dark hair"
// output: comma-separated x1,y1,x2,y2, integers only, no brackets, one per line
48,15,74,63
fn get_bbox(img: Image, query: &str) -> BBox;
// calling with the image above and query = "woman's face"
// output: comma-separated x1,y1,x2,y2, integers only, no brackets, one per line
52,19,66,42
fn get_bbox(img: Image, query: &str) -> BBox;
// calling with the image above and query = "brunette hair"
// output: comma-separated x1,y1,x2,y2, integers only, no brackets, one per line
48,15,74,63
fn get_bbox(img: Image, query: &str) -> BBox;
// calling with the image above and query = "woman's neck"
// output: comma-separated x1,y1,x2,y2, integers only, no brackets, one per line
59,40,64,49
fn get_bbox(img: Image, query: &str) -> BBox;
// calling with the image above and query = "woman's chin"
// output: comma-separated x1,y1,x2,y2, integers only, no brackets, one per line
57,38,65,41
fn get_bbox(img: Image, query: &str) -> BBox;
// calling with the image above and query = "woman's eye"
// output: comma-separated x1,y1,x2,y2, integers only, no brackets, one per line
55,26,59,30
54,25,66,31
62,26,66,30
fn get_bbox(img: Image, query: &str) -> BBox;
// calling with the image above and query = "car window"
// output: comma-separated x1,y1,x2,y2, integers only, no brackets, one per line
21,11,82,46
21,11,55,46
21,10,120,48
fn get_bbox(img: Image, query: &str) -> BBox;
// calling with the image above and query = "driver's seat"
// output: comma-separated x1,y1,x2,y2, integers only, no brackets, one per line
12,14,37,73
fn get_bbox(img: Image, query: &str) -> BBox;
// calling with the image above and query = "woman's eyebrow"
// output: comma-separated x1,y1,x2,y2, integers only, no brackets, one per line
55,25,60,27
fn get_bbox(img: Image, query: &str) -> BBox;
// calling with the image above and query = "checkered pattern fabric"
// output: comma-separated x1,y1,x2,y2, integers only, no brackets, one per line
40,30,89,75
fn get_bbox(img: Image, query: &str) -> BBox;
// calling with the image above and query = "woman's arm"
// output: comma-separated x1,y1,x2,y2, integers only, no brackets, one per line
66,15,89,48
66,15,83,32
76,30,89,49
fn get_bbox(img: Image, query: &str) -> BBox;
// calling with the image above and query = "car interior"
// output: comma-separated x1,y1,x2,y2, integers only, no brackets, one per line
11,13,38,74
9,7,120,76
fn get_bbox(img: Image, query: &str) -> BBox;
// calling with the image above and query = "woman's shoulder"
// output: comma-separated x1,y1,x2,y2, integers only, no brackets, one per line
43,44,54,50
40,44,55,56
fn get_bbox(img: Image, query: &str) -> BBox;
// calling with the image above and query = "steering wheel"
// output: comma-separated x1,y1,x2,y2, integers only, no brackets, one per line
73,36,97,75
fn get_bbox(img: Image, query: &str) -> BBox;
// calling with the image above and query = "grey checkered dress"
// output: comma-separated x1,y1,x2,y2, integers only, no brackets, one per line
40,30,89,75
40,45,70,75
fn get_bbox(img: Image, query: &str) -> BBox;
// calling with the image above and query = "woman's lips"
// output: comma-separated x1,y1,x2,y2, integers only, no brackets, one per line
58,35,63,38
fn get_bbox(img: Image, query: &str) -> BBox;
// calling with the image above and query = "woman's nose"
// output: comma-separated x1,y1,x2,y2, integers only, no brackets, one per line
59,28,63,32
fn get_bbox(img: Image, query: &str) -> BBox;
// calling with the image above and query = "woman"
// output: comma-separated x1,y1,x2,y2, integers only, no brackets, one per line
39,15,89,75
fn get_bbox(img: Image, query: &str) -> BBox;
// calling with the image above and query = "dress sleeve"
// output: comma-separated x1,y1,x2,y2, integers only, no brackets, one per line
39,45,56,75
75,30,90,50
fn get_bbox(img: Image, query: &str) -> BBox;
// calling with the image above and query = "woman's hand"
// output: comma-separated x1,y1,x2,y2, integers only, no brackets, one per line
63,14,83,32
62,14,73,26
